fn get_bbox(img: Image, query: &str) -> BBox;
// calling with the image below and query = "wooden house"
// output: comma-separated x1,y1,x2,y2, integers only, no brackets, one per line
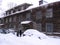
1,1,60,35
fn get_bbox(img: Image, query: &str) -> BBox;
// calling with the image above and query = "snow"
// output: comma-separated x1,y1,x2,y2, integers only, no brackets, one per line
21,21,31,24
22,29,49,39
26,5,39,10
26,1,60,10
0,29,60,45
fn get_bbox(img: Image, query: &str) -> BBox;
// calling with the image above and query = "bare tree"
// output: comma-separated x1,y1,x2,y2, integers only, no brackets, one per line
7,2,17,9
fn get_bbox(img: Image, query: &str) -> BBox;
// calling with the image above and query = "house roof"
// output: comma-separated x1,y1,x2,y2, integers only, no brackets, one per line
5,3,32,12
26,1,60,10
2,1,60,18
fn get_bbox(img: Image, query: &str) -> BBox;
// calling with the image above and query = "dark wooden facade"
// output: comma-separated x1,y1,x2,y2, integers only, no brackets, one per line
1,1,60,35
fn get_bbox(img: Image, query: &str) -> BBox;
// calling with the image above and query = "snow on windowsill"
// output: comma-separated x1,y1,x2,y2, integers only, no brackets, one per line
21,21,31,24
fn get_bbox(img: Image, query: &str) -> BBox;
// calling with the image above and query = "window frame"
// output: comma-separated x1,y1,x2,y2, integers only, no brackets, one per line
9,17,12,22
36,11,42,19
26,13,31,20
46,23,53,32
46,8,53,18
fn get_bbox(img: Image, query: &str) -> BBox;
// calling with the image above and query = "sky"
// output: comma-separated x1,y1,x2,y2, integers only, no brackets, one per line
0,0,60,17
1,0,60,10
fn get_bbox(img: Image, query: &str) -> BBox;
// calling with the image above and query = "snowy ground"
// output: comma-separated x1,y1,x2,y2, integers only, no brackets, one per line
0,29,60,45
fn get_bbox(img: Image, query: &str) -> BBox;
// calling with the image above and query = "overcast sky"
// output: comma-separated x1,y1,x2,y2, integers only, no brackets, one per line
1,0,60,10
0,0,60,17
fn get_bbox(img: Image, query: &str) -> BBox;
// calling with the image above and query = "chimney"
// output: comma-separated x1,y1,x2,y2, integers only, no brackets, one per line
39,0,43,5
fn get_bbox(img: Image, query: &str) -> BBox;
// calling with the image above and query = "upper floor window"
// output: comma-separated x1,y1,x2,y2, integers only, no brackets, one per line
36,11,42,19
13,10,16,13
26,13,31,20
21,6,24,10
46,9,53,18
19,15,23,22
6,18,8,23
18,8,21,11
11,10,13,14
13,16,16,22
9,17,12,22
7,12,9,15
19,16,21,22
9,11,11,14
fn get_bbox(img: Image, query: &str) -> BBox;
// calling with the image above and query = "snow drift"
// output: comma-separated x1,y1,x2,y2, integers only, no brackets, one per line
22,29,49,39
0,29,60,45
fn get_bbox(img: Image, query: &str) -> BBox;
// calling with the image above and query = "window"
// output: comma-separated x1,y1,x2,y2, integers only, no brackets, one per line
19,16,21,22
9,11,11,14
36,11,42,19
11,10,13,14
9,17,12,22
7,12,9,15
13,16,16,22
36,23,42,31
0,19,1,23
19,15,23,21
46,9,53,18
26,13,31,20
21,6,24,10
6,18,8,23
46,23,53,32
18,8,21,11
9,24,11,28
13,10,16,13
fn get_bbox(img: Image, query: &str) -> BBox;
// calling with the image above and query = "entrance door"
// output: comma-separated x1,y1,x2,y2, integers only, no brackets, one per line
46,23,53,33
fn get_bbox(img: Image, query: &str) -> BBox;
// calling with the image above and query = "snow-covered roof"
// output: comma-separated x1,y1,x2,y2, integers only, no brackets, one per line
2,1,60,18
21,21,31,24
5,3,32,12
26,1,60,10
31,1,59,10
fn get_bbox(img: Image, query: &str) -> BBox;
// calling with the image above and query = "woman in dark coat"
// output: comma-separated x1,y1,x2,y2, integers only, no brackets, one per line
17,30,22,37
